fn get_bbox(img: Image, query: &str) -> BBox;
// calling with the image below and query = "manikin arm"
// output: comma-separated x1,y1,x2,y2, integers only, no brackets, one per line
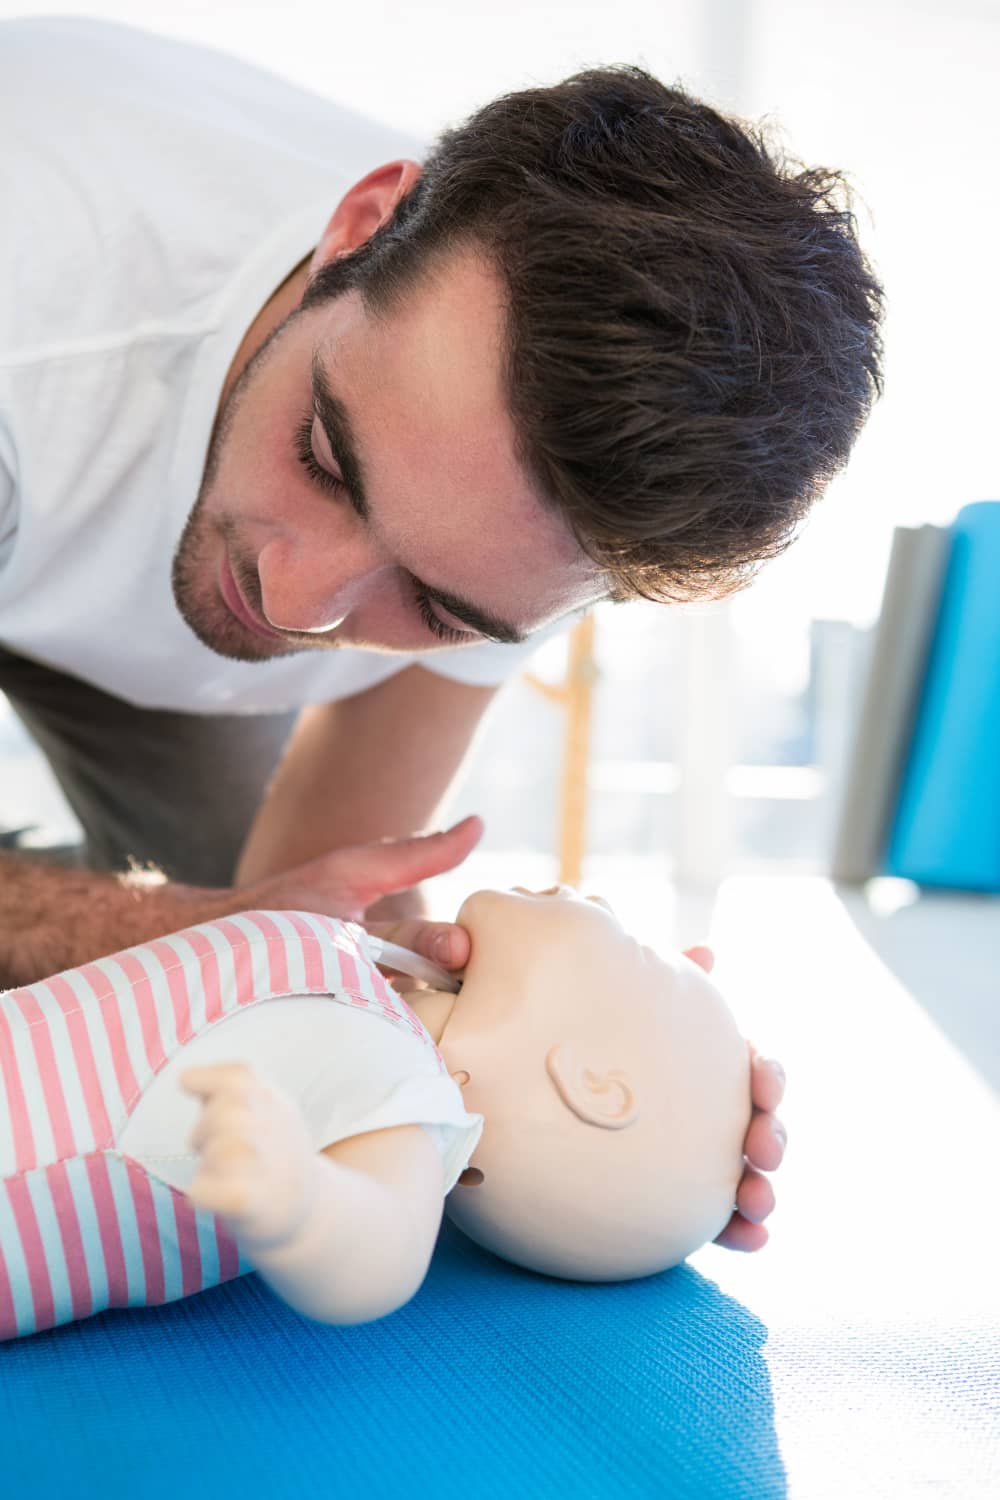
181,1064,445,1325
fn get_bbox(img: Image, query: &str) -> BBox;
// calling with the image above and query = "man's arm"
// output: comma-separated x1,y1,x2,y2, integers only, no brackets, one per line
0,819,486,988
0,855,238,989
234,663,501,892
0,663,497,986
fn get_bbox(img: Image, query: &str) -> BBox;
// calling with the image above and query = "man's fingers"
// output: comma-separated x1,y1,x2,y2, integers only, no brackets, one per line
331,815,484,904
682,943,715,974
743,1111,787,1172
711,1047,786,1256
366,917,471,971
713,1213,770,1253
735,1165,775,1224
748,1046,786,1112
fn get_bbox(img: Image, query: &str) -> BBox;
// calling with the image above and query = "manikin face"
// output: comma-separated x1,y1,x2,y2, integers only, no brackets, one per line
425,885,751,1281
434,884,671,1122
171,162,604,663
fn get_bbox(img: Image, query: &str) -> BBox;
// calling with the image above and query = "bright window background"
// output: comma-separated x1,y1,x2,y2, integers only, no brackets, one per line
2,0,997,896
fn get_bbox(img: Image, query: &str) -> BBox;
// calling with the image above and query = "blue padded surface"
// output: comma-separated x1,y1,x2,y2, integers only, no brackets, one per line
4,1183,997,1500
1,1222,785,1500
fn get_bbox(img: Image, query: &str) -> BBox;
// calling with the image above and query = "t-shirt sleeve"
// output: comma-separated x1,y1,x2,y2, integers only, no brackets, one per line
415,607,589,686
308,1025,486,1197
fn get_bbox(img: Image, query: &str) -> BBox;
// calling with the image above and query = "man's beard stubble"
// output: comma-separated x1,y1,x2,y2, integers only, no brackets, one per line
170,498,282,665
170,301,328,665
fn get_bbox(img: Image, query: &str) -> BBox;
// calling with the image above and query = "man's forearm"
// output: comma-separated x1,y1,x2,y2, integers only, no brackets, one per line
0,853,236,987
234,667,498,885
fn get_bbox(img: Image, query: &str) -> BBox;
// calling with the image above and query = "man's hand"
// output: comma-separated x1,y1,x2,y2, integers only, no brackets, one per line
0,815,484,989
239,815,484,976
683,943,787,1253
715,1042,786,1251
363,883,431,927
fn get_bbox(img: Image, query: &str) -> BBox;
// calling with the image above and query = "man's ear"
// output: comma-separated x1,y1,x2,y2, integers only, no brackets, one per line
310,159,423,271
545,1042,639,1130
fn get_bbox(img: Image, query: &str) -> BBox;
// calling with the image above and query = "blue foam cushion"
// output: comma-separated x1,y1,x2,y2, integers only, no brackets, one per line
887,500,1000,890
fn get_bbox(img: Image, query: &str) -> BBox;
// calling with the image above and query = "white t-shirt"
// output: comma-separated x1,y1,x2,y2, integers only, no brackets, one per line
117,994,485,1199
0,17,577,713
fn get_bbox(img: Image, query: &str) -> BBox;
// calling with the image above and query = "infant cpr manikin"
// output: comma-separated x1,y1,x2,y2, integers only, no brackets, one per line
427,885,751,1280
0,886,751,1338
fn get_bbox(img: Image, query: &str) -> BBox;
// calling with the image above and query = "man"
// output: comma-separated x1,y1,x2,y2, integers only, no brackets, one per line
0,18,885,1248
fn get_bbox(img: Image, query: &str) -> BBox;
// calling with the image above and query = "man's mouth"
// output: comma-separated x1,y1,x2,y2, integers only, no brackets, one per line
219,552,286,640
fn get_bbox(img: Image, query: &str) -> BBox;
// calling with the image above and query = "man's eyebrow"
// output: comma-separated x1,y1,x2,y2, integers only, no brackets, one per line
310,353,531,645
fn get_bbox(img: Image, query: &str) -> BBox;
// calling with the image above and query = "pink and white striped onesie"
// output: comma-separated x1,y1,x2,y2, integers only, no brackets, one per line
0,909,462,1340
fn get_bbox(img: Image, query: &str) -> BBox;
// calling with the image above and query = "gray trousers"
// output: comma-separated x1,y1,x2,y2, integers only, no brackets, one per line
0,646,298,887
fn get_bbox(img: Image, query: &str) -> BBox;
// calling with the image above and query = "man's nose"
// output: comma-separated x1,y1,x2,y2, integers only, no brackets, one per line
287,611,350,635
255,529,387,634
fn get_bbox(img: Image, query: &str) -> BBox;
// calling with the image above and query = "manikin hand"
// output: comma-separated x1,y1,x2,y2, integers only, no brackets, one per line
180,1062,439,1326
180,1063,322,1250
240,815,484,978
684,944,787,1252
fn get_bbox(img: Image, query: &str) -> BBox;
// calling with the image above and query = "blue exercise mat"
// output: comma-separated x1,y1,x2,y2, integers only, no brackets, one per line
2,1219,784,1500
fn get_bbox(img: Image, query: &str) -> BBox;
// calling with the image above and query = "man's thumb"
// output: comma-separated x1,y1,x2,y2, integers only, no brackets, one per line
352,815,484,897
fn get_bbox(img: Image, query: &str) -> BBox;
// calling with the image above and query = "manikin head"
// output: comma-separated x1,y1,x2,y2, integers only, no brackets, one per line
415,886,751,1282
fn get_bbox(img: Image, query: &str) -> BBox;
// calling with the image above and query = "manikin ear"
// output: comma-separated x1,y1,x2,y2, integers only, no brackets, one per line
310,159,423,273
545,1042,640,1130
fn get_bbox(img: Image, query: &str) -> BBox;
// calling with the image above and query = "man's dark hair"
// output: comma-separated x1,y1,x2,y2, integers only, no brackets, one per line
302,64,886,604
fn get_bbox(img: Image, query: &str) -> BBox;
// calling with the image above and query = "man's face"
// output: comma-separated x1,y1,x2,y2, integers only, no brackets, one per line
172,245,604,663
